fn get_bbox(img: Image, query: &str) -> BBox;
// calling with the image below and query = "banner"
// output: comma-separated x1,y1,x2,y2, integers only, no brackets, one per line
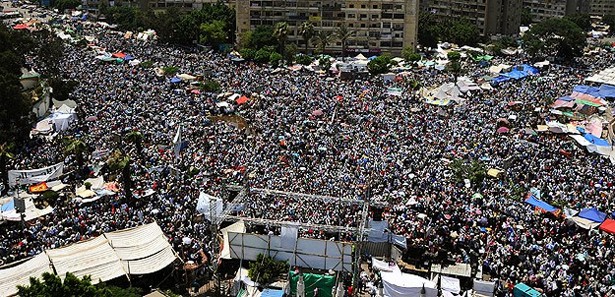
8,163,64,186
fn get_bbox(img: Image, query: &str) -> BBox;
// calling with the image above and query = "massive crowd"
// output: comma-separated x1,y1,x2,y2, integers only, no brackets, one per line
1,13,615,297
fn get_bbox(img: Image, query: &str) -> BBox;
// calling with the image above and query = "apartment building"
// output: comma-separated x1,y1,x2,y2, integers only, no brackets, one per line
235,0,420,54
420,0,523,36
590,0,615,16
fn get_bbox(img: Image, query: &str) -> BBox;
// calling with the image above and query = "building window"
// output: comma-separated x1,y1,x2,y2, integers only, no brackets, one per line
359,14,367,19
348,14,355,18
360,23,366,28
361,4,365,8
371,14,378,19
373,5,378,9
394,14,404,19
349,4,354,8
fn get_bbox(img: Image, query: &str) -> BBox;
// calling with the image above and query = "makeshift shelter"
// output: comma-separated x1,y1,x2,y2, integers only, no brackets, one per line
578,207,607,223
289,271,335,297
0,253,54,297
525,196,558,213
599,219,615,234
513,283,541,297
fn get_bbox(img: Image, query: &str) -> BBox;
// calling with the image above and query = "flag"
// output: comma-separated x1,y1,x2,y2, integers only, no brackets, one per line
173,125,182,158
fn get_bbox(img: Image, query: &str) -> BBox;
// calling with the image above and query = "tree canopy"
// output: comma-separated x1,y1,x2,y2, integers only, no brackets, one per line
523,17,586,61
248,254,288,285
17,272,141,297
418,13,481,48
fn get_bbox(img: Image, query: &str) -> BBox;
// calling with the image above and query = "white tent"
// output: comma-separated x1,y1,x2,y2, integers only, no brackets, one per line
1,196,53,222
221,221,246,259
0,254,53,297
372,258,437,297
355,53,367,60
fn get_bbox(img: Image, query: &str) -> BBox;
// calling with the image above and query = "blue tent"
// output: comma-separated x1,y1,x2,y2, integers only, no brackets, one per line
558,96,574,102
579,207,607,223
502,70,526,80
1,198,15,212
170,77,182,84
573,85,602,98
583,133,610,147
525,195,557,212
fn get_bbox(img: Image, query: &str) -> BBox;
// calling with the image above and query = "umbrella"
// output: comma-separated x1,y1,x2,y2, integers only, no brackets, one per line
312,109,324,116
496,127,510,134
190,89,201,95
472,193,483,199
170,77,181,84
236,95,249,105
123,54,135,61
85,116,98,122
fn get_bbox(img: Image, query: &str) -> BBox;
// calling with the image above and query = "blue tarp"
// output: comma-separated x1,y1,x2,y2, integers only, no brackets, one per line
579,208,607,223
170,77,181,83
260,289,284,297
525,196,557,212
598,84,615,98
583,133,610,146
521,64,539,75
502,70,526,80
492,76,511,84
123,55,135,61
513,283,541,297
1,199,14,212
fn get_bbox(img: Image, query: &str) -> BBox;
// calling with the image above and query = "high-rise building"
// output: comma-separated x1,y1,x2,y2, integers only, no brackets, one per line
419,0,523,36
235,0,420,54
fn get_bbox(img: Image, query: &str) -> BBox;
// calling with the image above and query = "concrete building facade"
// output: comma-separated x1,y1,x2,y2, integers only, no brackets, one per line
235,0,419,54
419,0,523,36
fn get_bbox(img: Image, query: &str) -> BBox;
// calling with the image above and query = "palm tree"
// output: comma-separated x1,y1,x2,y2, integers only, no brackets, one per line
273,22,289,57
299,21,315,53
0,143,14,194
125,130,144,158
107,150,132,200
335,24,354,57
313,30,334,54
64,138,88,170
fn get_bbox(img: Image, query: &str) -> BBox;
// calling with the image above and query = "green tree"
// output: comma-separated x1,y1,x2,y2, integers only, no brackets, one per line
319,56,332,73
125,130,144,158
254,47,272,63
418,12,444,48
0,25,35,141
449,20,480,46
603,15,615,34
107,150,132,200
270,52,283,67
335,24,354,57
248,254,289,285
367,54,392,75
450,159,486,188
64,137,89,169
520,8,533,26
295,54,312,65
564,13,592,31
447,51,462,82
53,0,81,11
273,22,289,56
299,21,315,53
199,20,228,47
36,32,64,79
313,30,334,54
284,43,298,64
0,143,14,194
523,18,586,61
239,48,256,60
249,26,277,49
402,47,421,65
17,272,141,297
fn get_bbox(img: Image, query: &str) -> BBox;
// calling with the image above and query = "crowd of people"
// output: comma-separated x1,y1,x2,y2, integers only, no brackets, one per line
1,12,615,296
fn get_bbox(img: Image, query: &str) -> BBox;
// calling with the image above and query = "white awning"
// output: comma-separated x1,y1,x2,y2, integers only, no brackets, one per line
0,254,53,297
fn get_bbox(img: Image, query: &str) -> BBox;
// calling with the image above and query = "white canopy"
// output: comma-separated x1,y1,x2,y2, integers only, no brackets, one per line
355,53,367,60
0,254,53,297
